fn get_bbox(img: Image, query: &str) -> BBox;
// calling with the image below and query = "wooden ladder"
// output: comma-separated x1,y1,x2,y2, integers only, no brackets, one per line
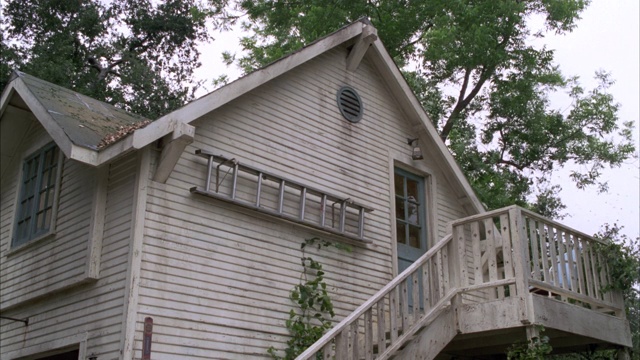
190,149,373,243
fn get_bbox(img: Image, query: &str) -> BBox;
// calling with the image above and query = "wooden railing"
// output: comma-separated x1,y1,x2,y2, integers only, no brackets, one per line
518,207,625,314
296,234,457,360
296,206,625,359
451,206,625,315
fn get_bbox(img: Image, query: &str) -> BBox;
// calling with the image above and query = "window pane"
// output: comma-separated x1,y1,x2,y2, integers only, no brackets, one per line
396,220,407,245
407,179,419,199
395,197,405,220
394,173,404,196
407,200,419,225
409,225,421,248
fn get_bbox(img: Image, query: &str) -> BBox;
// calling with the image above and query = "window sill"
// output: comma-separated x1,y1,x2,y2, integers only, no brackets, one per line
6,231,57,258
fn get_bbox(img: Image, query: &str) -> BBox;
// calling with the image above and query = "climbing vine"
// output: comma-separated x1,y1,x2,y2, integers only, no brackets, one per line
268,237,351,360
592,224,640,296
506,327,552,360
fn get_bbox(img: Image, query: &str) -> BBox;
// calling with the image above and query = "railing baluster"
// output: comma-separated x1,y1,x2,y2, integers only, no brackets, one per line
485,218,499,298
582,240,595,298
322,342,332,359
454,224,468,288
400,280,409,333
364,309,373,360
351,321,359,360
471,222,482,285
442,243,450,294
564,231,578,292
335,329,348,359
389,289,398,343
422,261,431,309
501,213,516,296
557,228,569,291
376,299,386,355
574,236,586,295
548,226,560,288
412,272,420,323
436,250,445,298
538,221,551,285
527,216,540,281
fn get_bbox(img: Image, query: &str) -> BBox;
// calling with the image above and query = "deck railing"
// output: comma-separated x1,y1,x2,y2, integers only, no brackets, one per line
451,206,625,315
296,206,625,359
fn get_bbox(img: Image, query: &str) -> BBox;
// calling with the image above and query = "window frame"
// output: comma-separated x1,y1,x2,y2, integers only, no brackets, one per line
11,142,63,248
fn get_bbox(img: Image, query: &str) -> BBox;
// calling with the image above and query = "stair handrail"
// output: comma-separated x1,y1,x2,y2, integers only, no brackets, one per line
296,234,454,360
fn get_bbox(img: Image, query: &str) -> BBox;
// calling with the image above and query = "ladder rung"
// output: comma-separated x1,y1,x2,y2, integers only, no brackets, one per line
231,163,238,199
256,172,263,207
299,187,307,221
339,201,346,233
205,155,213,192
278,180,285,214
320,194,327,227
358,207,365,239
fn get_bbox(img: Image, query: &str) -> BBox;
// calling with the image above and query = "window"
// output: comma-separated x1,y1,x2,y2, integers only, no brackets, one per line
394,168,427,252
13,143,61,247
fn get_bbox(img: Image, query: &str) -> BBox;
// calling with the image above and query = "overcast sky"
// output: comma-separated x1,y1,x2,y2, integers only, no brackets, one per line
196,1,640,240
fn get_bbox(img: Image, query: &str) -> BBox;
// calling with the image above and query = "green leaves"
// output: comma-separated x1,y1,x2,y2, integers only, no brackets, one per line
235,0,635,220
1,0,228,118
269,238,347,360
506,327,553,359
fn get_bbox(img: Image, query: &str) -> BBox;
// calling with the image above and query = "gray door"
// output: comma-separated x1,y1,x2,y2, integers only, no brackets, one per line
394,168,428,307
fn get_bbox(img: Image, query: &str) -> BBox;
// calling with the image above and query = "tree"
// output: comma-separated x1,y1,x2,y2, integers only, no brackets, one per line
1,0,232,119
233,0,636,217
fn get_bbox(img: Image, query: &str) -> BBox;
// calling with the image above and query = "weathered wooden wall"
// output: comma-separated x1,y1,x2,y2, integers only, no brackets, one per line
0,118,137,359
134,45,472,359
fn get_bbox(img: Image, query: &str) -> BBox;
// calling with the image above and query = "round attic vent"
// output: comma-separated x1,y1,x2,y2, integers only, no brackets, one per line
336,86,363,123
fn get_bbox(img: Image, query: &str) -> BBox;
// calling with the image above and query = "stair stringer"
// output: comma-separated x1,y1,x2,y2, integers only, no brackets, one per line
391,305,457,360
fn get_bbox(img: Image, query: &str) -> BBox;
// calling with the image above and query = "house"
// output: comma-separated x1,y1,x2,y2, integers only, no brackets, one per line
0,20,632,360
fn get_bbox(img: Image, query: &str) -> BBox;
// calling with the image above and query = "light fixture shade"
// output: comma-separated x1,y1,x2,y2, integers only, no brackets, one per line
412,145,424,160
407,138,424,160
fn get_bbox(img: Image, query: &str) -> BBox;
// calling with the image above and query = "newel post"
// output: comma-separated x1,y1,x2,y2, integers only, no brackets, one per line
451,221,466,334
508,206,532,324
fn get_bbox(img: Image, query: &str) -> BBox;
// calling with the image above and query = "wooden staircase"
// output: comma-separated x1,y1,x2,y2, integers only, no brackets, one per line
296,206,631,360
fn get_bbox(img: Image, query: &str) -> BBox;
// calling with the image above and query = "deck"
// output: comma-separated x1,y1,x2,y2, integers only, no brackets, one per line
296,206,632,359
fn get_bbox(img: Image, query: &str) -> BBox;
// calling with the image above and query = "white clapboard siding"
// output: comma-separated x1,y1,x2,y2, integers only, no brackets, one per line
134,44,472,359
0,151,138,359
0,124,92,308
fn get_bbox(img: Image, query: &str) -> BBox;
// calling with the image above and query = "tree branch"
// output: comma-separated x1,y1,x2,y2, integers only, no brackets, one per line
440,66,491,141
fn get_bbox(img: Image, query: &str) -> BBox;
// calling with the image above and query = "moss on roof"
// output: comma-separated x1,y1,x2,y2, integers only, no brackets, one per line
14,71,151,150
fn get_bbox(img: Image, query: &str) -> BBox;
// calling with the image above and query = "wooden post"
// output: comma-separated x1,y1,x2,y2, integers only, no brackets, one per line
509,206,531,324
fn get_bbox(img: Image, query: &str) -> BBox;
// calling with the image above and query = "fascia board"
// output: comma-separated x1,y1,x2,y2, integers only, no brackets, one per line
1,78,102,167
126,21,367,152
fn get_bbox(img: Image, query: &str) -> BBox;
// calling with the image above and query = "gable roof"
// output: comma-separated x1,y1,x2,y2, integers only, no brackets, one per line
0,71,150,171
0,20,485,213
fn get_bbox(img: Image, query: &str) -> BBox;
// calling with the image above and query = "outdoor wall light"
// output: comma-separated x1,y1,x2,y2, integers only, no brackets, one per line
407,138,424,160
